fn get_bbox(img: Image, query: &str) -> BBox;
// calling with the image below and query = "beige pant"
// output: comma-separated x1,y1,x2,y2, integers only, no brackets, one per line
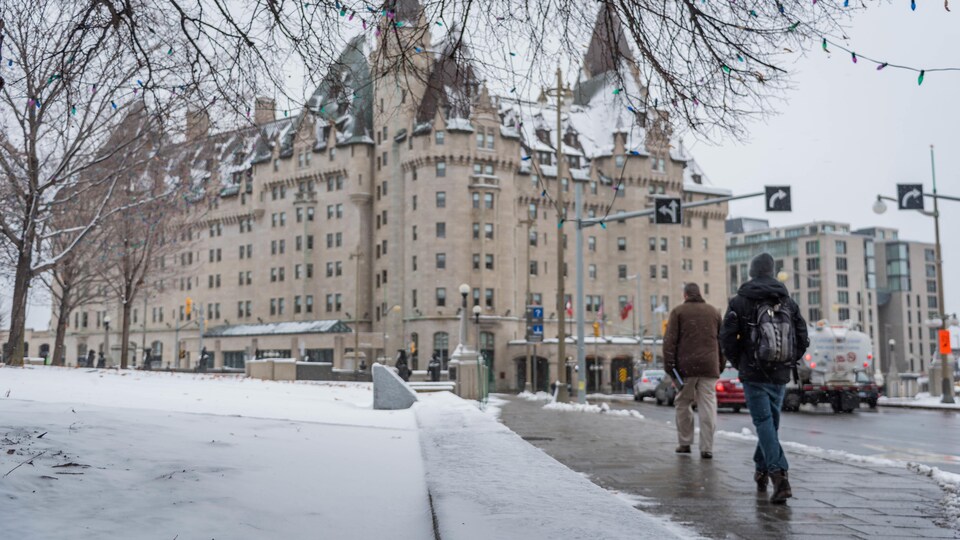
675,376,718,452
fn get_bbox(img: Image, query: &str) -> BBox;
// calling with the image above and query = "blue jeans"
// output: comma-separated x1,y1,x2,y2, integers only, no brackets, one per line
742,382,789,473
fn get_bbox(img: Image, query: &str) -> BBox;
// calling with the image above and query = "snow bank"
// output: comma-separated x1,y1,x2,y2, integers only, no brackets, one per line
879,392,960,410
415,392,692,539
0,365,432,539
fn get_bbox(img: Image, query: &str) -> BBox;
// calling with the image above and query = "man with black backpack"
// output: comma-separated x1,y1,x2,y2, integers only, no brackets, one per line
720,253,809,504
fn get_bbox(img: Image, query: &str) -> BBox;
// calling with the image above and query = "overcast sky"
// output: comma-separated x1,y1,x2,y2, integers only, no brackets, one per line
688,5,960,322
14,4,960,332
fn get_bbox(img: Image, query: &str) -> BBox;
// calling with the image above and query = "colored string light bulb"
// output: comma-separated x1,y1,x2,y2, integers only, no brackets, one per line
749,9,758,16
71,106,76,115
844,0,849,5
851,52,857,63
737,54,744,62
877,62,888,70
721,64,731,74
788,22,799,31
340,8,346,16
414,46,422,52
541,190,547,197
599,222,607,229
509,52,517,56
911,0,916,9
111,101,117,109
918,70,925,85
522,156,531,161
613,88,622,94
822,38,829,52
167,47,173,55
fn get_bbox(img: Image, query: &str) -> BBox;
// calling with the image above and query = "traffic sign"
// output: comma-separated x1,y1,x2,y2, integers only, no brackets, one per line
654,197,682,225
526,305,544,343
897,184,924,210
940,330,952,355
765,186,792,212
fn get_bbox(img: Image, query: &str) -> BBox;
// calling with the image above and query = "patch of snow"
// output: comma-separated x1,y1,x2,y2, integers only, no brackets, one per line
880,392,960,410
543,400,644,419
517,391,554,402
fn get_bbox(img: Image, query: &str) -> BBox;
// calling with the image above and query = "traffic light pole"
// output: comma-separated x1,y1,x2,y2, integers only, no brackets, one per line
574,190,766,403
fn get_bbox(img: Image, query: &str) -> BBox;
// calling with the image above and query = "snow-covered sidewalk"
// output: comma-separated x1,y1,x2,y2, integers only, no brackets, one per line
879,392,960,410
0,366,431,539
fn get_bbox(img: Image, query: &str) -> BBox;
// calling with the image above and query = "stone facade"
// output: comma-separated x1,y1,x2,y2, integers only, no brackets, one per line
22,3,732,393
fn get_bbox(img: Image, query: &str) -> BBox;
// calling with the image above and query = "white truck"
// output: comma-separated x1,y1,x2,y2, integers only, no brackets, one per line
782,322,878,413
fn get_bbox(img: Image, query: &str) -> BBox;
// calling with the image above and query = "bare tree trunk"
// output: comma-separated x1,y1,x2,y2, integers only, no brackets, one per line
120,295,133,370
7,242,34,367
52,285,73,367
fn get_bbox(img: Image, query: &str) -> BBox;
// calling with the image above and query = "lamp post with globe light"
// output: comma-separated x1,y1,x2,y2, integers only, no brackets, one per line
103,314,111,367
873,146,958,403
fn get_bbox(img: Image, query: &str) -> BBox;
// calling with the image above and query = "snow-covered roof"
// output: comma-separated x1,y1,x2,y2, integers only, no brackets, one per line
205,320,353,337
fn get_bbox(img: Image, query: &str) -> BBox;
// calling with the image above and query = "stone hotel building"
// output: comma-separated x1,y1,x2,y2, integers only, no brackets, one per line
22,2,732,393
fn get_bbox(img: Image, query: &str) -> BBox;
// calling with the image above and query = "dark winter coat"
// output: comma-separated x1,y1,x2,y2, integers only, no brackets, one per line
719,253,810,385
663,294,724,379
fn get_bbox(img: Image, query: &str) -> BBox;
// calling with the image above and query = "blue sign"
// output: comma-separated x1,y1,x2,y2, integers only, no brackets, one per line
531,307,544,319
531,324,543,335
526,306,544,343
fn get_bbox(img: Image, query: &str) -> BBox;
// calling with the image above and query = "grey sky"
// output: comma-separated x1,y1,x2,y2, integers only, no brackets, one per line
689,5,960,320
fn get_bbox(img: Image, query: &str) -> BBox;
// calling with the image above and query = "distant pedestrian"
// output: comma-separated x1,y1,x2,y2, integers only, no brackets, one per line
198,347,209,373
720,253,809,504
395,349,411,382
96,351,105,369
663,283,724,460
86,350,95,368
428,352,441,382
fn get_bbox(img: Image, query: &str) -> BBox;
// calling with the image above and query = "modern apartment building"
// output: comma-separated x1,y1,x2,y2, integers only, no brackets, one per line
726,219,940,375
18,2,732,393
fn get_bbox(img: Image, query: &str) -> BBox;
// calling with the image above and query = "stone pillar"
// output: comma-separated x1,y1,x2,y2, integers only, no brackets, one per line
214,339,223,369
601,358,613,394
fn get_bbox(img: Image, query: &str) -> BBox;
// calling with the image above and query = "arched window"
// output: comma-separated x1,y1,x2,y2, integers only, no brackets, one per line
433,332,449,368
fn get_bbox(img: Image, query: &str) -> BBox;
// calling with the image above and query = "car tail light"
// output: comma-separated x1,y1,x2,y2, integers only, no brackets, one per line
802,385,813,391
716,382,724,391
863,362,869,368
642,377,649,383
810,362,817,369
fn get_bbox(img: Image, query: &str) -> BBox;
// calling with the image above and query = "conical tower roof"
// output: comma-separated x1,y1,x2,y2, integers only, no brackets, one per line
583,4,633,79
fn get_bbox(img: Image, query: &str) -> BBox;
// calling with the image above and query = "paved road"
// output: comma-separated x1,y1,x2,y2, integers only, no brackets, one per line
500,397,958,540
606,397,960,474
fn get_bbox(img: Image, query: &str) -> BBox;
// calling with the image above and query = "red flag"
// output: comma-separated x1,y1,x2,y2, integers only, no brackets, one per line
565,299,573,317
620,301,634,321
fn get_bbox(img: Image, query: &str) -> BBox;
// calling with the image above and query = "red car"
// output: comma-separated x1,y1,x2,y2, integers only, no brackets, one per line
716,367,746,413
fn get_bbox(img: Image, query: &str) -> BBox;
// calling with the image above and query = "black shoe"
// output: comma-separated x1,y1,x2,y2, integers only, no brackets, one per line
675,445,691,454
769,470,792,504
754,471,769,492
701,451,713,459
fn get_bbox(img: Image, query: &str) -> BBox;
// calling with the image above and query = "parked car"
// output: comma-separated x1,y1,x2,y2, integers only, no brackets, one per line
633,369,666,401
654,375,679,406
716,367,746,413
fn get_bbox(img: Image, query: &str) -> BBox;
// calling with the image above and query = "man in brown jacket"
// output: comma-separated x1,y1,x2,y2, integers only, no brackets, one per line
663,283,724,459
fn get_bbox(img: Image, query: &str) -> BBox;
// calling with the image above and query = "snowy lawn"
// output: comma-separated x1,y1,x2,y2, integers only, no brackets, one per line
0,366,432,539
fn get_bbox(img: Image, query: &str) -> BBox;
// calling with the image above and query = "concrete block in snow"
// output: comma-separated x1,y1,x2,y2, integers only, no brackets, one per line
373,363,418,410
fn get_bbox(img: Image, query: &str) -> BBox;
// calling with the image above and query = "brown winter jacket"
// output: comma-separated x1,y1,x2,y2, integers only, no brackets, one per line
662,295,724,379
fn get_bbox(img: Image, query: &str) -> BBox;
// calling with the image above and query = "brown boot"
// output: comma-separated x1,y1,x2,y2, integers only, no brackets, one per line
769,470,792,504
754,471,769,492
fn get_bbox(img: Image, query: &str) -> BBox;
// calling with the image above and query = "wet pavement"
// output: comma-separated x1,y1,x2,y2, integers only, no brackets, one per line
608,397,960,475
499,396,959,539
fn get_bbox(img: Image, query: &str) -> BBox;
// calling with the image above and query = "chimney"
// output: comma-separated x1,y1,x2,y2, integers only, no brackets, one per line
255,97,276,126
186,108,210,141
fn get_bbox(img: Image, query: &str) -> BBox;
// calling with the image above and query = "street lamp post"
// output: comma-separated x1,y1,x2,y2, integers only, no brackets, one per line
873,145,958,402
887,338,898,397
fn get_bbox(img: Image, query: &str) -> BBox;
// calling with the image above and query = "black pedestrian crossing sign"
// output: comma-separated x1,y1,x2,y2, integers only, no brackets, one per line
654,197,682,225
765,186,792,212
897,184,924,210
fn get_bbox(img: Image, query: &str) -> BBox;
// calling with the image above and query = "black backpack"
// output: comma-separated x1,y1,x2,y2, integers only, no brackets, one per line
748,300,797,369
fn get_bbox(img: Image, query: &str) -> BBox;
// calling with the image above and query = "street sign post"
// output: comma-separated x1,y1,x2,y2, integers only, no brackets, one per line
526,305,544,343
897,184,925,210
765,186,792,212
654,197,682,224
